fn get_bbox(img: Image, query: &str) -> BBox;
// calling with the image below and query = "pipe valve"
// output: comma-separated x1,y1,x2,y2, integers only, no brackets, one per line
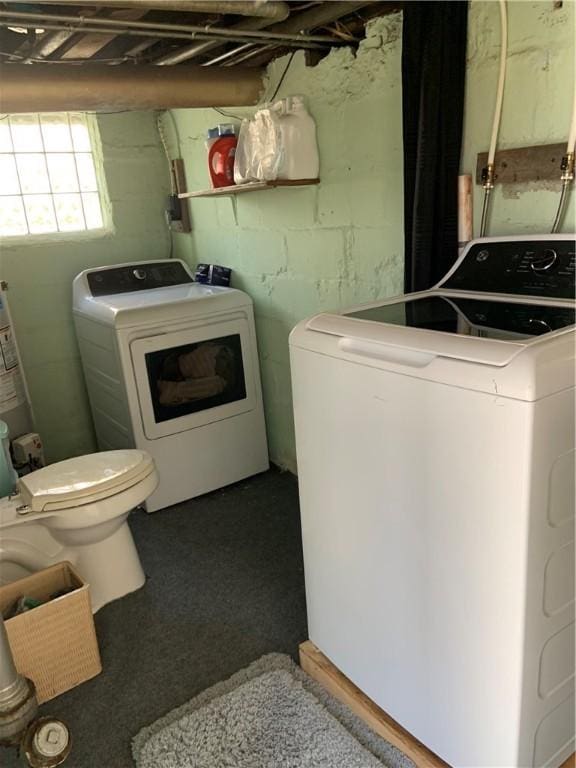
481,164,496,190
560,151,575,182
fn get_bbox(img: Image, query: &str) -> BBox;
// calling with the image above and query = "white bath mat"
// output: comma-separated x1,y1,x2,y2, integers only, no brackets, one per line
132,653,415,768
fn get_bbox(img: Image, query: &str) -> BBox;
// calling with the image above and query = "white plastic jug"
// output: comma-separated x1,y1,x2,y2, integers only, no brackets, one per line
273,95,319,180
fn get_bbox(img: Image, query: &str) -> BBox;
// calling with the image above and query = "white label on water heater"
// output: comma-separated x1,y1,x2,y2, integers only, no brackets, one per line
0,324,26,410
0,326,18,370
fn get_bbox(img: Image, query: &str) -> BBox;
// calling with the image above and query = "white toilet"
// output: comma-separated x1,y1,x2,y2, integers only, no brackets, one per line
0,449,158,612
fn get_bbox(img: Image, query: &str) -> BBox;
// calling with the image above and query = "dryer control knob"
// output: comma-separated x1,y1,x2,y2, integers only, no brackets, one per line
530,249,557,273
133,269,147,280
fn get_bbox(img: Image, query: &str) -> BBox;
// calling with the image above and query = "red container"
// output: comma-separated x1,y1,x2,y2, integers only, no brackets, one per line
208,134,237,188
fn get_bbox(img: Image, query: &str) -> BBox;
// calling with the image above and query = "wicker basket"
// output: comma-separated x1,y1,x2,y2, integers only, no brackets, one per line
0,561,102,703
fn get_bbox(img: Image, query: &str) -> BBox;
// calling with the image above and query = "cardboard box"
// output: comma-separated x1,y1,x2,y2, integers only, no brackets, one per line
0,561,102,703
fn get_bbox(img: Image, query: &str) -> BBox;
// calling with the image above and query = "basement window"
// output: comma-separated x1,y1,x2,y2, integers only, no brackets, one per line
0,113,105,237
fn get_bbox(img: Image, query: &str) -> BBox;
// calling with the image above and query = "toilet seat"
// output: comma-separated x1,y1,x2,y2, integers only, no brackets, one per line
18,450,155,512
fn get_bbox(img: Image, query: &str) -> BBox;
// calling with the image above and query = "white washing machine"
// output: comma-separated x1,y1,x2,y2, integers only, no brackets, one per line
289,235,575,768
73,260,268,512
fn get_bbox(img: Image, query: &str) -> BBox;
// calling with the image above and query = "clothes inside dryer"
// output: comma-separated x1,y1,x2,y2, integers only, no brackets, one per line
346,296,575,339
144,334,247,424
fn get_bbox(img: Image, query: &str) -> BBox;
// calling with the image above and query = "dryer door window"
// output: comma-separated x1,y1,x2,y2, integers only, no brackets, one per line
130,318,255,439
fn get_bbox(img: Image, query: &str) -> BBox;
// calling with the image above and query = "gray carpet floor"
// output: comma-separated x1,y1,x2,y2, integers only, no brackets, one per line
3,468,307,768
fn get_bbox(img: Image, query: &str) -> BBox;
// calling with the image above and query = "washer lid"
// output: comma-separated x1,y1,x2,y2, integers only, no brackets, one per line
305,294,575,367
19,450,154,512
346,295,575,340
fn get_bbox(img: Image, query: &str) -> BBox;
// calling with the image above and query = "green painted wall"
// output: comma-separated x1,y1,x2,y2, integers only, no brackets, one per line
164,14,405,472
462,0,575,234
0,112,170,462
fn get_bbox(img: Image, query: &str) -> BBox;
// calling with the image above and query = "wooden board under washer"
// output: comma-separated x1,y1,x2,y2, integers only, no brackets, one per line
299,640,575,768
299,641,448,768
475,143,566,185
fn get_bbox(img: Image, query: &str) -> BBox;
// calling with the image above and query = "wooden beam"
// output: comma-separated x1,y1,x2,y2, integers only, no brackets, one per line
475,143,567,185
299,641,449,768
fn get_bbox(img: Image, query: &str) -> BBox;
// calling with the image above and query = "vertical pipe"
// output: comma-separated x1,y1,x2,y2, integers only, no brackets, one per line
487,0,508,168
0,616,19,693
481,0,507,238
0,615,37,742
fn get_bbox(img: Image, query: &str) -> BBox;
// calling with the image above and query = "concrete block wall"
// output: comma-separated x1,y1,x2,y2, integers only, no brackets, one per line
0,112,170,461
164,14,405,472
462,0,575,235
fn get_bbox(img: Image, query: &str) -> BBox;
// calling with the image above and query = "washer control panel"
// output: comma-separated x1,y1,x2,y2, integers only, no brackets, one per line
87,261,193,296
442,239,575,299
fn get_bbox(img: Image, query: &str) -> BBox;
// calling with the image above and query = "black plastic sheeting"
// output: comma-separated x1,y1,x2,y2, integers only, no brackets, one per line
402,0,469,292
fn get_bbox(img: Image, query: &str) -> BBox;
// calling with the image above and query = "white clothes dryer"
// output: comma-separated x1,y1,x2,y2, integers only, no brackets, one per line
290,235,575,768
73,260,269,512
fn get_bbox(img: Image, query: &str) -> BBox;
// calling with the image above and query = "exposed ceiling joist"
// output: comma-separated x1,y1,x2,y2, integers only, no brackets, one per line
200,1,373,70
153,8,286,66
0,9,350,47
0,1,400,79
59,8,149,60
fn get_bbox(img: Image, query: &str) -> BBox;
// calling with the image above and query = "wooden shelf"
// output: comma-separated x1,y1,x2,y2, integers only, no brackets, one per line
178,178,320,199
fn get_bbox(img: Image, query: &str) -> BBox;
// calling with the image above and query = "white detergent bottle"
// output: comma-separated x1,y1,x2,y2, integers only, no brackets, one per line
274,95,319,180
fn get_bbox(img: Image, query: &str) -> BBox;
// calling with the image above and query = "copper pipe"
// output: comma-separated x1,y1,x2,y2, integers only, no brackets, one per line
1,1,291,21
0,63,264,111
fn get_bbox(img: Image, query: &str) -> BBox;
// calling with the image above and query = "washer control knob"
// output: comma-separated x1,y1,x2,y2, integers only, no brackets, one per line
133,268,147,280
476,250,489,263
530,249,558,273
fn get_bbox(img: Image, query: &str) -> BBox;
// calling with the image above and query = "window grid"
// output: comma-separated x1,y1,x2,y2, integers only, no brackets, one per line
10,142,31,234
0,113,103,237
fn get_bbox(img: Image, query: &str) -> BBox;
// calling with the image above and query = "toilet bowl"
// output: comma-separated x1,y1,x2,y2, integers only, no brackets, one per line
0,450,158,612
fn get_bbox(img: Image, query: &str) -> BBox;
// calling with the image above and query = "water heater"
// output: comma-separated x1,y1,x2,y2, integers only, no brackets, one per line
0,285,34,438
